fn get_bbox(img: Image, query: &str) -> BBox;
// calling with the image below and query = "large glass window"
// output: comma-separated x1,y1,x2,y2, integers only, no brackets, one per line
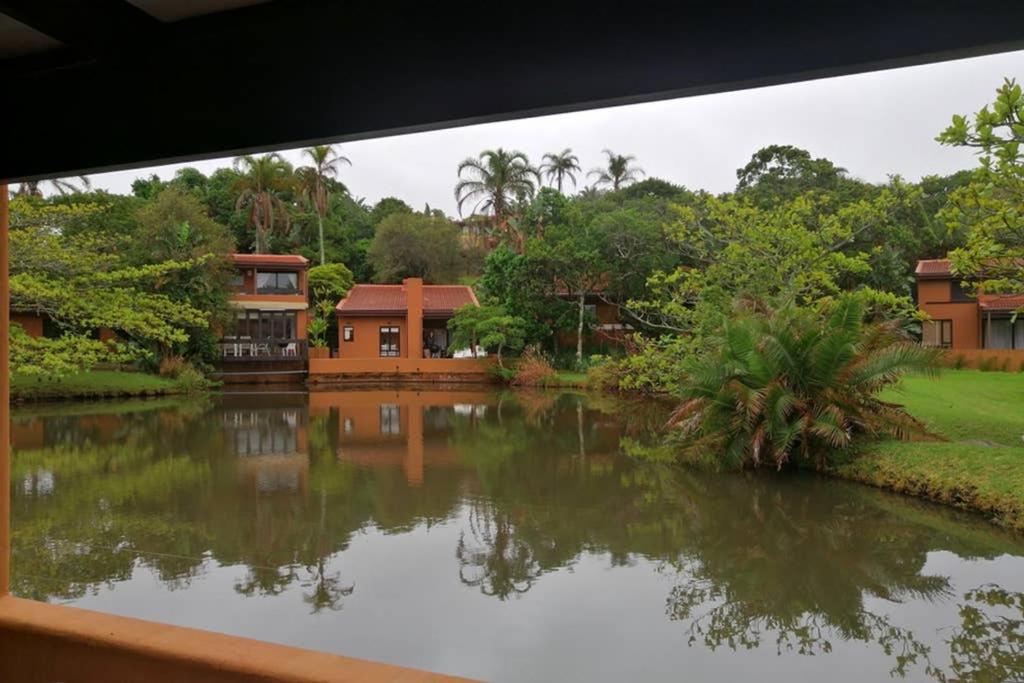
985,318,1013,349
230,310,296,340
379,326,400,357
921,320,952,348
256,271,299,294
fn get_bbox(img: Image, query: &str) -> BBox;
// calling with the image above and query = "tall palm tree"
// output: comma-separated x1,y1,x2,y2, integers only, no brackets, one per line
16,176,91,197
588,149,645,191
539,148,581,193
455,148,538,250
233,153,294,253
296,145,351,265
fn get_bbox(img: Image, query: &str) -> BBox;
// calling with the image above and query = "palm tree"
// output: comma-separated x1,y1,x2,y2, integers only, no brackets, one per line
296,145,351,265
539,148,581,193
233,153,294,253
455,148,538,250
588,149,645,191
16,176,91,197
669,297,939,471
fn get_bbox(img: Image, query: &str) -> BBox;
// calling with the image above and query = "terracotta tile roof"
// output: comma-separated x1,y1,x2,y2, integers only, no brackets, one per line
231,253,309,268
915,259,952,278
336,284,478,315
979,295,1024,311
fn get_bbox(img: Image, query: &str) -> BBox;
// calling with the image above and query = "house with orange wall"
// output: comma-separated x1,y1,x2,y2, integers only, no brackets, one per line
334,278,478,359
220,253,311,360
916,258,1024,349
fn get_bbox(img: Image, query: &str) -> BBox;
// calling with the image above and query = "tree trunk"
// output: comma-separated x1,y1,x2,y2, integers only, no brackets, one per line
576,290,585,365
317,212,326,265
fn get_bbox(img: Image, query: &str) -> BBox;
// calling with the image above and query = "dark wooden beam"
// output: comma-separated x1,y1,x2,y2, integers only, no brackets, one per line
0,0,161,52
2,1,1024,181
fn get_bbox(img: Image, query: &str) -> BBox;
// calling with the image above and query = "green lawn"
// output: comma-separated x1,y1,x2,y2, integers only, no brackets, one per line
541,372,589,388
11,370,182,401
835,370,1024,530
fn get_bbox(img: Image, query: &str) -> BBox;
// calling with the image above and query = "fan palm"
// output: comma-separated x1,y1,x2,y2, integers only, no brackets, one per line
233,153,294,253
16,176,91,197
669,297,940,471
455,149,538,250
539,148,581,193
588,149,645,191
296,145,351,265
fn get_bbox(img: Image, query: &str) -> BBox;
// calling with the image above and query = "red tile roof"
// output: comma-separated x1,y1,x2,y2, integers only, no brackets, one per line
231,253,309,268
915,259,953,278
336,284,478,316
979,295,1024,311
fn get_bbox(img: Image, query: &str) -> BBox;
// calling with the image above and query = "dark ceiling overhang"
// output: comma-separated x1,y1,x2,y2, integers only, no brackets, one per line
2,1,1024,182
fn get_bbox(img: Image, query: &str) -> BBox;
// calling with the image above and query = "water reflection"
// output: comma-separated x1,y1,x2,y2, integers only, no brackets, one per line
10,389,1024,681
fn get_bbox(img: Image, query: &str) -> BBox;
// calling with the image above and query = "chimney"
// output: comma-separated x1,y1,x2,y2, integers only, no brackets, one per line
404,278,423,359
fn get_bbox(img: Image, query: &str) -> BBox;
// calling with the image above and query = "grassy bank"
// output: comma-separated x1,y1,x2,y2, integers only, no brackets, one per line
11,370,186,401
835,370,1024,530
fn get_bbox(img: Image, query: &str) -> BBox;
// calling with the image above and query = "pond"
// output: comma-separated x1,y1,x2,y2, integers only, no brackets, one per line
10,388,1024,682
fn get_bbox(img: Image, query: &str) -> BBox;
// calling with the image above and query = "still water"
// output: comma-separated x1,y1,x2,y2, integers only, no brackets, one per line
10,388,1024,682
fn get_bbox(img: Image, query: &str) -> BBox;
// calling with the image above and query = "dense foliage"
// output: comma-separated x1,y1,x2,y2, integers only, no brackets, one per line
669,297,939,471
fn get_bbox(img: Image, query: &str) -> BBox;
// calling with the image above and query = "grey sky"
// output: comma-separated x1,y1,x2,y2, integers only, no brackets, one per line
83,49,1023,215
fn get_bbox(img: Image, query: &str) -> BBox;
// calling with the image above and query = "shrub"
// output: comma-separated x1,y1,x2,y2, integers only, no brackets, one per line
669,297,940,471
158,355,188,378
510,346,556,386
173,365,215,394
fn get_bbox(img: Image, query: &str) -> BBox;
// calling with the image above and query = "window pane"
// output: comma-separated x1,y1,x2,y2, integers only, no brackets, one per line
256,272,274,291
986,319,1013,349
922,321,940,347
1015,320,1024,349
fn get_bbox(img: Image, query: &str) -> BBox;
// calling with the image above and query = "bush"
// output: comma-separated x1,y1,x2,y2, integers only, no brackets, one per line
158,355,189,378
173,365,215,394
669,297,940,471
510,346,556,386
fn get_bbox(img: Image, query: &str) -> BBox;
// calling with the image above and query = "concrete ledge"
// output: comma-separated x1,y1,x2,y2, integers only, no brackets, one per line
0,596,474,683
309,358,493,378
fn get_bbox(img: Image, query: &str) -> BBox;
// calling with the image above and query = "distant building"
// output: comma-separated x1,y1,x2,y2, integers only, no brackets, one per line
335,278,478,359
915,258,1024,350
220,253,311,361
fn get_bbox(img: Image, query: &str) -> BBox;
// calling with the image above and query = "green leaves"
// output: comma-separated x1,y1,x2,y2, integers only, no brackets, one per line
670,298,937,471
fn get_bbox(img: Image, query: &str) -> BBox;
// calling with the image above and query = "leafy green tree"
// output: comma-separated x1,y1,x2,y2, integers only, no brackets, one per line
133,187,237,362
539,148,581,193
369,196,413,226
367,211,464,283
669,296,938,471
447,303,527,367
936,78,1024,296
307,262,354,346
296,145,351,265
8,199,211,375
233,153,295,253
455,148,538,250
478,245,555,345
734,145,858,207
588,149,644,191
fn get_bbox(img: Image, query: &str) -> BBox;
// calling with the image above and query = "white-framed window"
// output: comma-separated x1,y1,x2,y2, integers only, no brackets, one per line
379,326,400,357
343,325,354,342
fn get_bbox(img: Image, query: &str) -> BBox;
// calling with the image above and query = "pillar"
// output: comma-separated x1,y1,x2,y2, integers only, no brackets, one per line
1,183,9,595
403,404,424,486
404,277,423,359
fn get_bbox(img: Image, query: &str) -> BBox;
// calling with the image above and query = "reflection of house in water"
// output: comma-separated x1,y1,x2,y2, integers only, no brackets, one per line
309,390,493,486
221,395,310,495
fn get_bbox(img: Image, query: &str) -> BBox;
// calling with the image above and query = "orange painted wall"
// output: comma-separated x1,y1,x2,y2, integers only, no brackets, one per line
337,316,408,359
10,312,43,338
917,279,982,349
309,357,492,376
0,596,472,683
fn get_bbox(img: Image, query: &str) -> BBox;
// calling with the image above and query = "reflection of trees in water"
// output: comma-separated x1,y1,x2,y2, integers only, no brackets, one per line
926,586,1024,682
9,392,1024,680
456,503,542,600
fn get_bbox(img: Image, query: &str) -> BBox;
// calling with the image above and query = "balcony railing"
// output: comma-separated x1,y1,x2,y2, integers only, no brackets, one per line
220,337,308,361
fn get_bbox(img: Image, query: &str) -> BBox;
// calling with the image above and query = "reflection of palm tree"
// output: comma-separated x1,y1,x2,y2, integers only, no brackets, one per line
456,503,541,600
301,556,354,613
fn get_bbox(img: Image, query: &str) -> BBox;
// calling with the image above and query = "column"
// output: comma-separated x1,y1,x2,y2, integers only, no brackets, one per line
404,277,423,359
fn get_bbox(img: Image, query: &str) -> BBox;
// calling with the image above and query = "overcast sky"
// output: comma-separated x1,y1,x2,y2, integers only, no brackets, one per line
81,49,1023,215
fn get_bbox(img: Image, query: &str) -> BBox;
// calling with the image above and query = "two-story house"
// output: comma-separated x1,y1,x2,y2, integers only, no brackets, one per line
915,258,1024,349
